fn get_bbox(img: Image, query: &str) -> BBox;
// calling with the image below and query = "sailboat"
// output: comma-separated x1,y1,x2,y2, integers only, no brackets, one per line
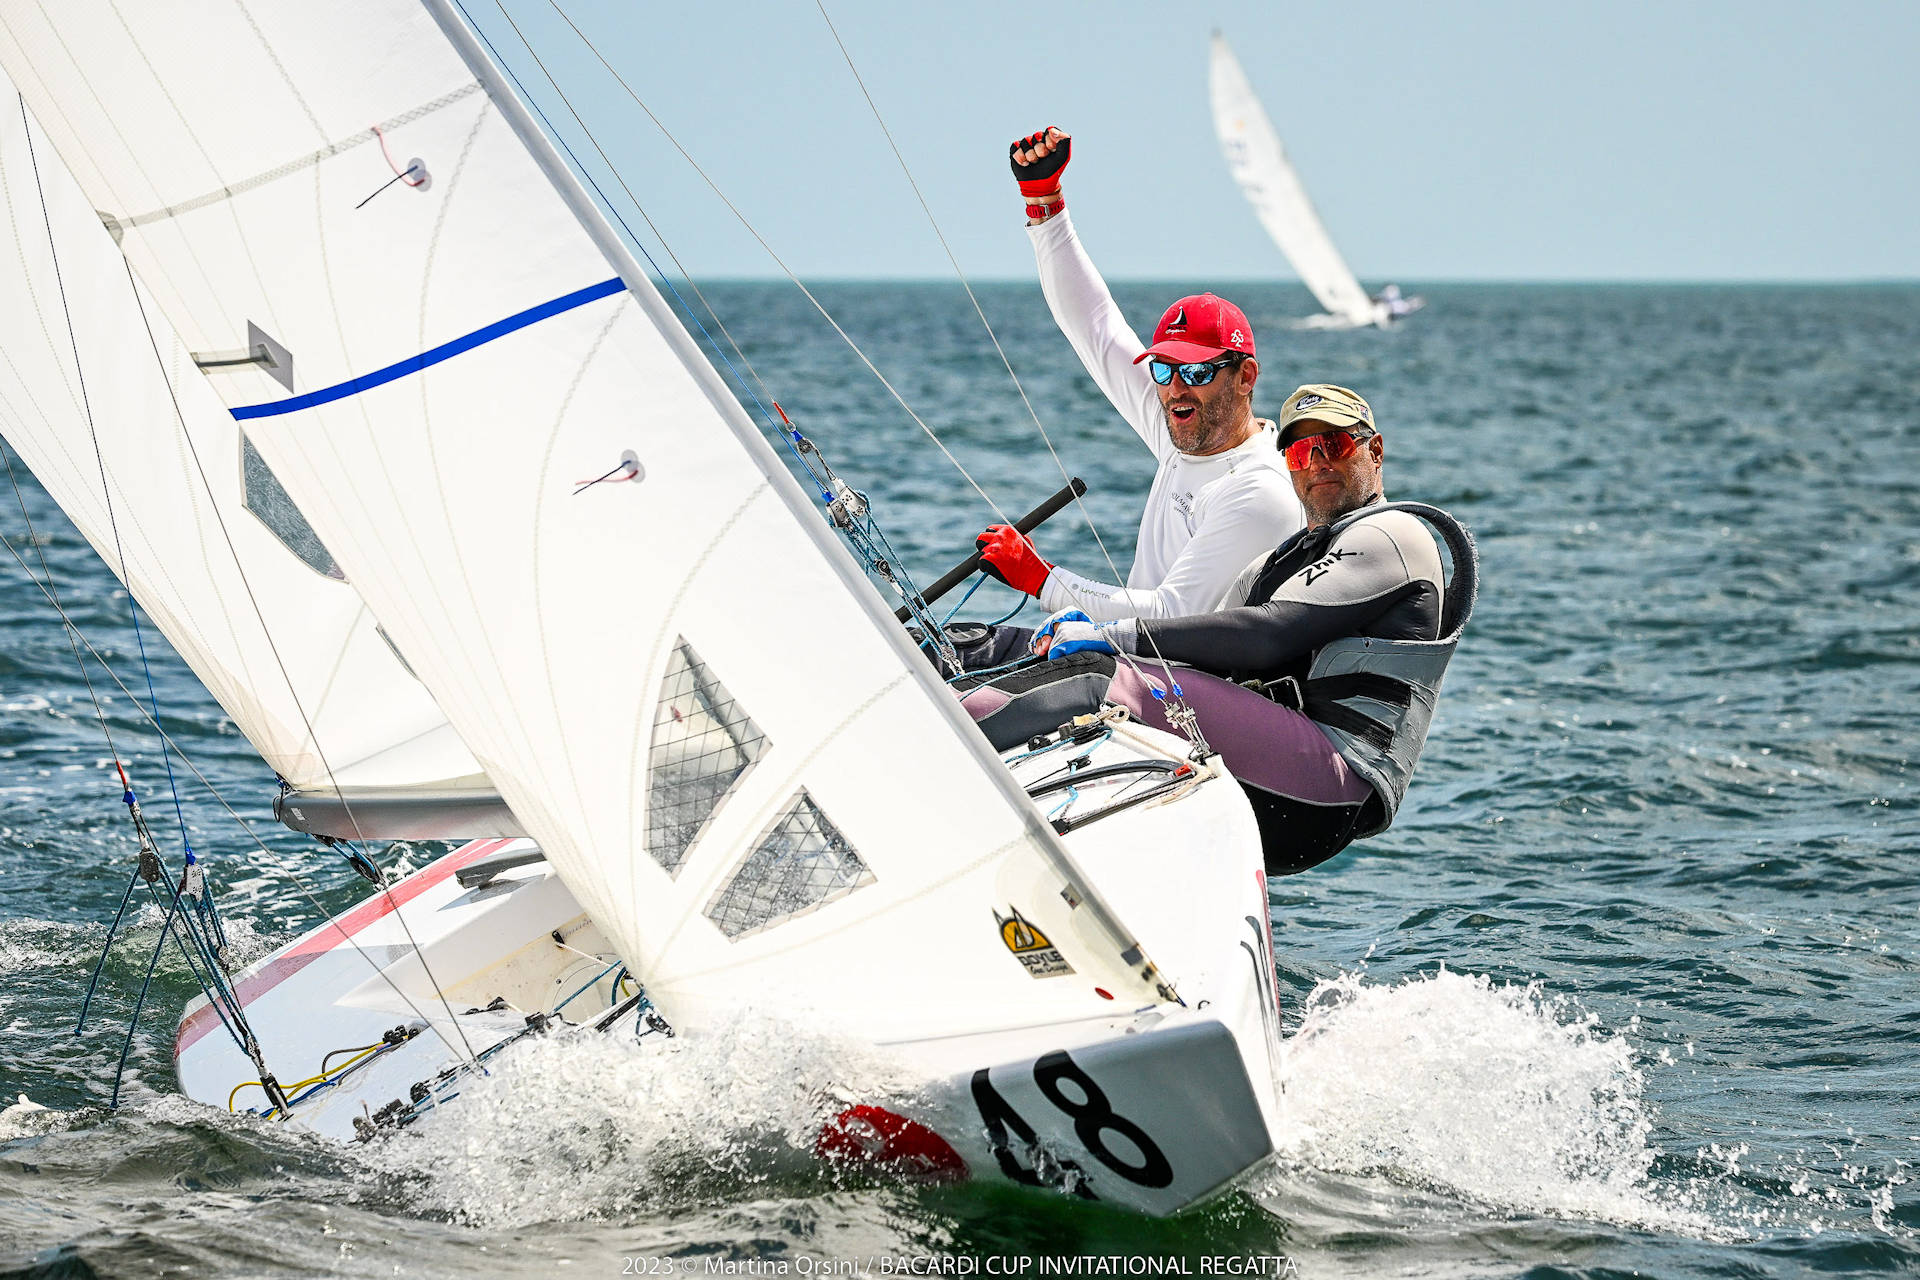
0,1,1289,1214
1209,32,1423,330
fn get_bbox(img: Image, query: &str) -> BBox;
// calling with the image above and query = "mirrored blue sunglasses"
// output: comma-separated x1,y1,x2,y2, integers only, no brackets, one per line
1147,355,1242,387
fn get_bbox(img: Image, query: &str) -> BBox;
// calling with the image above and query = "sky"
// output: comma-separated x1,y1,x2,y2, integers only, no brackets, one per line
462,0,1919,282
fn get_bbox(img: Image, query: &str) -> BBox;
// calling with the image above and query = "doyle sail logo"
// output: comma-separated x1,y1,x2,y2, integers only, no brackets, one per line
1167,307,1188,332
994,906,1074,978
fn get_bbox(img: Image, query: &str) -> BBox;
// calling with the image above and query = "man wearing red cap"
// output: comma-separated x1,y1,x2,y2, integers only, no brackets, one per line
971,126,1302,642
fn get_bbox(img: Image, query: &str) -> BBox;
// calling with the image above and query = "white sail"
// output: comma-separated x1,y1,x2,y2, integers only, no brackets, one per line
0,0,1174,1038
1209,33,1379,328
0,75,484,808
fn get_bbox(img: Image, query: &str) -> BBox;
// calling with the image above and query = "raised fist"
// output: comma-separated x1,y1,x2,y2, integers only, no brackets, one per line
1009,127,1071,196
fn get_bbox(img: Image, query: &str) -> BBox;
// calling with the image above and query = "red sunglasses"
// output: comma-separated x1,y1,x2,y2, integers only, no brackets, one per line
1283,428,1375,472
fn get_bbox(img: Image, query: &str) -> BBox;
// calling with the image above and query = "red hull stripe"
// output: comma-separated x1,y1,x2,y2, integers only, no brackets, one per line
174,839,513,1058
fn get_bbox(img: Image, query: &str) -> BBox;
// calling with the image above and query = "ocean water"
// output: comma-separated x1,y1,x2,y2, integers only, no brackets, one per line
2,281,1918,1277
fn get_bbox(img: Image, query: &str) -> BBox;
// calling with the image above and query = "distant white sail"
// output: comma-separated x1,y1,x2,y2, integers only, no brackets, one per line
1210,33,1379,328
0,0,1173,1037
0,79,483,805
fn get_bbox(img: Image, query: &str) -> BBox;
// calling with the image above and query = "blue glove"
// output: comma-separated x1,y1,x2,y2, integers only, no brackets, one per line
1031,609,1090,658
1029,606,1090,656
1032,609,1135,659
1046,621,1114,658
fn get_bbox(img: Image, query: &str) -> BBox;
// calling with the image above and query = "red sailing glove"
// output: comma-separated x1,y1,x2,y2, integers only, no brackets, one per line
1009,128,1070,219
975,525,1053,597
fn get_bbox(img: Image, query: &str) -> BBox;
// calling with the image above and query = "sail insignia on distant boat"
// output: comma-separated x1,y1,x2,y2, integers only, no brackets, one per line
1210,32,1420,329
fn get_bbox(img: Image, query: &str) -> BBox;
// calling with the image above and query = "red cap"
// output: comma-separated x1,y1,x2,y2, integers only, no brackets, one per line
1132,294,1256,365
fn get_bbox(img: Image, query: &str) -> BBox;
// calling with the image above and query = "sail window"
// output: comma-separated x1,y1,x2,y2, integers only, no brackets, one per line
703,790,872,940
239,434,344,580
646,639,769,874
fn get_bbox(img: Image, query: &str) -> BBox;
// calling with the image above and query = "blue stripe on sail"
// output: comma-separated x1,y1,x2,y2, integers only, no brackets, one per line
229,277,626,421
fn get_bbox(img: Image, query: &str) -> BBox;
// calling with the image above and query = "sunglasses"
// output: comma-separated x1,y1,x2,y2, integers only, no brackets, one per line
1147,355,1242,387
1282,428,1376,472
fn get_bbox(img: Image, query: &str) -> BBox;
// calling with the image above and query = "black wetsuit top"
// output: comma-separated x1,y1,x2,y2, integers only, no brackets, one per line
1134,505,1444,686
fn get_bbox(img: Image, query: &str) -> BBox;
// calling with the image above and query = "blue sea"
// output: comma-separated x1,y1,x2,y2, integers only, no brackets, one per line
3,281,1917,1277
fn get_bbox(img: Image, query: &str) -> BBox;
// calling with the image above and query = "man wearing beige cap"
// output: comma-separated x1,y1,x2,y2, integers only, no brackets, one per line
1019,384,1479,872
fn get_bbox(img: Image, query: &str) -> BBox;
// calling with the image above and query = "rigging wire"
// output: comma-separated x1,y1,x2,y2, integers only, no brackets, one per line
16,97,204,874
808,5,1126,612
116,258,483,1069
11,91,484,1079
14,96,266,1090
809,0,1206,752
0,374,248,1042
535,0,1020,533
0,432,145,1031
0,510,491,1074
537,2,1208,751
491,3,775,430
472,0,957,662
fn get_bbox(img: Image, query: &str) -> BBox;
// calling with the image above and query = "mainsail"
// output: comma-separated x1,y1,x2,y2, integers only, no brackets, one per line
0,76,489,817
0,0,1174,1038
1209,33,1379,328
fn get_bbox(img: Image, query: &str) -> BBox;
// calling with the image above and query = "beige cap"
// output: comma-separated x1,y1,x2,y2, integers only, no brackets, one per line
1278,384,1376,441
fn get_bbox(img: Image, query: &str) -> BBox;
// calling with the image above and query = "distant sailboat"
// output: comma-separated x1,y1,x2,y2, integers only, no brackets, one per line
1209,33,1422,330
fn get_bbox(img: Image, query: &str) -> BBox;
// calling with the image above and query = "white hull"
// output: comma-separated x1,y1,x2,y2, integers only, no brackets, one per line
178,723,1283,1215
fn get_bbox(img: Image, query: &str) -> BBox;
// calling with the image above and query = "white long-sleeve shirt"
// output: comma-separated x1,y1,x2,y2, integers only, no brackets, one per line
1026,211,1304,622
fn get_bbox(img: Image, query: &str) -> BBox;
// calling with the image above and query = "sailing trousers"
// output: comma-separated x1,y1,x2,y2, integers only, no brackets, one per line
956,652,1377,875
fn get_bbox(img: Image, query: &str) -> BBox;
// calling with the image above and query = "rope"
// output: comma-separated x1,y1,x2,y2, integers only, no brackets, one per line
73,862,142,1034
809,2,1208,753
22,99,200,864
0,512,488,1075
110,885,183,1109
985,596,1029,629
16,92,493,1089
16,98,263,1092
553,958,626,1014
118,258,483,1069
536,1,1020,532
108,84,482,232
231,1040,388,1113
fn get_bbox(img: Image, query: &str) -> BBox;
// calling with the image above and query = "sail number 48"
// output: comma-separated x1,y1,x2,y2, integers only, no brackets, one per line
970,1050,1174,1192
